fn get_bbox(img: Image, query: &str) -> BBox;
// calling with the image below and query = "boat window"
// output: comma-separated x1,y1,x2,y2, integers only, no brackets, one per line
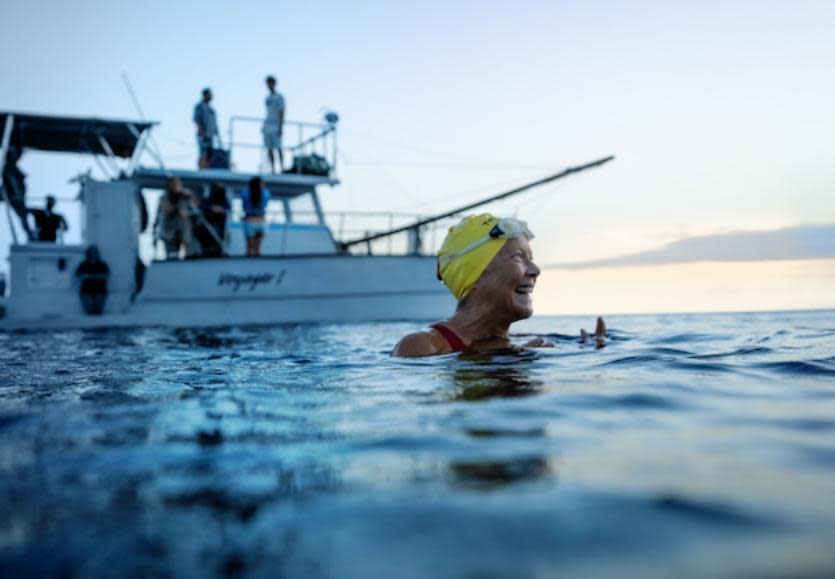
262,199,288,224
288,194,320,225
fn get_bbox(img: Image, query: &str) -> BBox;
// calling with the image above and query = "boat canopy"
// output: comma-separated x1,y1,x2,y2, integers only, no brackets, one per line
0,112,155,158
131,167,339,197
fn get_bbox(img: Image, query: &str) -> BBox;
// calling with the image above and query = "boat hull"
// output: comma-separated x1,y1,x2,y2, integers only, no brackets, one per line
0,254,455,330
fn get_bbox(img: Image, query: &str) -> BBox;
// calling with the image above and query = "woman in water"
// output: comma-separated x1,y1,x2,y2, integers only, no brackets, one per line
393,213,605,357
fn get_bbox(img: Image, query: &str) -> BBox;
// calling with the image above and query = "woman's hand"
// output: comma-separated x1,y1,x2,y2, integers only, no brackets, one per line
580,317,607,348
523,337,554,348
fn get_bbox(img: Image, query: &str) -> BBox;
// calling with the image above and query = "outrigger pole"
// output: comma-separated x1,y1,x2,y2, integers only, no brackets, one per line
338,154,615,251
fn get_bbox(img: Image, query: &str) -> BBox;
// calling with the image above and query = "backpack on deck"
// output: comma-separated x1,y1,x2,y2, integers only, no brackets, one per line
208,148,230,169
289,153,330,176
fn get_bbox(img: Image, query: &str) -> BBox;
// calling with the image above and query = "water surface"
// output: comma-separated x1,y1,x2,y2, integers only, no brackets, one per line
1,311,834,578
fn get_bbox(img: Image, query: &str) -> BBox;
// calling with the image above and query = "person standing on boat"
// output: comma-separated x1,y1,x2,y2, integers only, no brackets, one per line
240,176,271,256
154,177,200,259
75,245,110,315
393,213,605,357
2,145,34,240
262,76,285,174
193,87,219,169
196,184,230,257
29,195,68,242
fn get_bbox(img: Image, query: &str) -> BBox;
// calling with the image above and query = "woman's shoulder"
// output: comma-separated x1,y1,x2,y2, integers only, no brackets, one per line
392,327,451,357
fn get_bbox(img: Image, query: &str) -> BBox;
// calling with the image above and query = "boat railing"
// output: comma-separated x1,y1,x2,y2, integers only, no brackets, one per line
224,208,456,257
40,191,446,259
296,209,456,256
226,114,338,177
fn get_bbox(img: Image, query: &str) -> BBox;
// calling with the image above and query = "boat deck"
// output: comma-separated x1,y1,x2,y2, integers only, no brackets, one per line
131,167,339,197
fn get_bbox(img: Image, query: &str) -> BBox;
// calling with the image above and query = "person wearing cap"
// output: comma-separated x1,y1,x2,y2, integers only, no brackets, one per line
393,213,605,357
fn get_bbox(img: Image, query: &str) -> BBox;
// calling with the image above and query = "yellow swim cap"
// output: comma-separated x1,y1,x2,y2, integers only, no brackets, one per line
437,213,534,300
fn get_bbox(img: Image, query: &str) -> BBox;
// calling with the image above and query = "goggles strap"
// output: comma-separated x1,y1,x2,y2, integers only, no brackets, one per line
438,234,494,269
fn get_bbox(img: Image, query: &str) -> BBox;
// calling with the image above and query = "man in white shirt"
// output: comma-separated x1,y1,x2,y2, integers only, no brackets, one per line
262,76,285,174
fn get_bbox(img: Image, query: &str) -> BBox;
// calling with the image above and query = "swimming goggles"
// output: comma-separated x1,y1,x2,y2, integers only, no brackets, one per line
439,217,534,268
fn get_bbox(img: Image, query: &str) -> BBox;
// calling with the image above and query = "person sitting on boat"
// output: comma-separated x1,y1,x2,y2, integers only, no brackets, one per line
240,176,271,257
193,87,219,169
392,213,606,357
154,177,200,259
196,184,230,257
75,245,110,315
28,195,68,242
262,75,285,174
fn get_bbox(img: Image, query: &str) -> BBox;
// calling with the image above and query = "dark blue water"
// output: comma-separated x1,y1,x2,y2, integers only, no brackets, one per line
2,311,835,578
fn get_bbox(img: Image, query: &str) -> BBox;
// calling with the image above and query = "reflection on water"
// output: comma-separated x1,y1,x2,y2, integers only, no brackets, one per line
450,456,552,489
172,327,240,349
448,355,553,489
2,312,835,578
449,352,543,401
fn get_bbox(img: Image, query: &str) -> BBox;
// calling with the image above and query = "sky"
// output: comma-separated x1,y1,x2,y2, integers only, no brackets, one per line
1,0,833,315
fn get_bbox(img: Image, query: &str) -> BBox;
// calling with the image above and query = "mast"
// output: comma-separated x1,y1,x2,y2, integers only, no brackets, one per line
338,154,614,251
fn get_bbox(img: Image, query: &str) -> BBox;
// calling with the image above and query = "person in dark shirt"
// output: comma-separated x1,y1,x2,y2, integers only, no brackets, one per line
2,146,34,240
197,184,229,257
75,245,110,315
29,195,68,242
193,88,219,169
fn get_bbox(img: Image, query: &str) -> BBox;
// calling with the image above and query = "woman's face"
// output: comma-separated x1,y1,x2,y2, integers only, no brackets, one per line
469,236,541,321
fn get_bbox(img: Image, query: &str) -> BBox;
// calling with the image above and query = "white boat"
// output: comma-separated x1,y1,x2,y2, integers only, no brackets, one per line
0,111,611,330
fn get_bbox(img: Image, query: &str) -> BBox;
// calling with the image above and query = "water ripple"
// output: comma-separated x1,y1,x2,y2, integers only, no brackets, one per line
754,359,835,377
2,311,835,578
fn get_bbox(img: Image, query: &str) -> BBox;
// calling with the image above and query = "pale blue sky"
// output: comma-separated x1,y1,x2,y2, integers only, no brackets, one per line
2,0,834,311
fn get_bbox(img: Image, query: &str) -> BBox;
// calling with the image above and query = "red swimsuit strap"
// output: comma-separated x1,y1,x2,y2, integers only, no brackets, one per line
430,323,472,353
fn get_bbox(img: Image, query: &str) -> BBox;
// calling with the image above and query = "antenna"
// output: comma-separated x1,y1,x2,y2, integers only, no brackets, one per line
121,71,167,174
121,72,147,121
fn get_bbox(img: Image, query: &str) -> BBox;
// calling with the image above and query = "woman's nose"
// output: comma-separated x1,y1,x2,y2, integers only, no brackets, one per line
528,259,541,278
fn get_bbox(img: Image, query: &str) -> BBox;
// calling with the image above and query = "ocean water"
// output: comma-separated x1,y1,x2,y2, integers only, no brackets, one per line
1,310,834,578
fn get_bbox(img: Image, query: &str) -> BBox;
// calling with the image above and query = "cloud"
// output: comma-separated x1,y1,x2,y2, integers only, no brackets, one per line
545,225,835,270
